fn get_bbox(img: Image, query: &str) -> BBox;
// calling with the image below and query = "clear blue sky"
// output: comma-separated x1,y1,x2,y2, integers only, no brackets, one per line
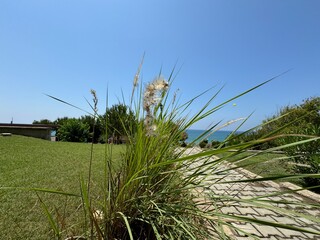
0,0,319,130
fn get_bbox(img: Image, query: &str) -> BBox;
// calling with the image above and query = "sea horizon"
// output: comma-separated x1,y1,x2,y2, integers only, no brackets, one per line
185,129,236,143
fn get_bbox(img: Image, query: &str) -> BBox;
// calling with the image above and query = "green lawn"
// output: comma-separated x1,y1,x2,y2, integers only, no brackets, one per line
0,135,124,239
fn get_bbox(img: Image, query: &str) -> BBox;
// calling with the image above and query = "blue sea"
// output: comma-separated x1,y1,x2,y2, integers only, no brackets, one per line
185,129,233,143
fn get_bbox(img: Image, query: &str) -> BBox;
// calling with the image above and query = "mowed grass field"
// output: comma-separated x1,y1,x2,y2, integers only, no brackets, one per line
0,135,124,239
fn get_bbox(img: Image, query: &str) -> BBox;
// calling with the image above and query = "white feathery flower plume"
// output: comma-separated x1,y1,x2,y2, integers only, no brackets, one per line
143,77,169,136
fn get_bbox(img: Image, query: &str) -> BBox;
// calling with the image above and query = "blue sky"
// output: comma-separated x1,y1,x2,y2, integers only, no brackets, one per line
0,0,319,130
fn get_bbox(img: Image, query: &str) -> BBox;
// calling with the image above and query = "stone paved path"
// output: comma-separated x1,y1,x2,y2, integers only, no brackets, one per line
182,148,320,240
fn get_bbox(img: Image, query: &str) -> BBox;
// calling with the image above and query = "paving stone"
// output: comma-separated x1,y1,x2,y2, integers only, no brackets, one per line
282,197,303,204
267,196,283,201
276,203,291,208
236,206,259,216
301,231,320,239
231,222,262,237
276,227,311,239
220,206,241,215
227,194,243,200
272,216,302,225
291,195,305,201
210,190,227,195
304,209,320,216
252,190,273,196
252,207,280,217
313,224,320,231
296,217,317,225
254,225,285,238
250,214,277,224
226,184,246,191
213,184,229,190
243,185,256,191
261,187,279,192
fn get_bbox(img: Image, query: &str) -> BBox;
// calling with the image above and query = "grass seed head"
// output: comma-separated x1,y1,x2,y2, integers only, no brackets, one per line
143,77,169,136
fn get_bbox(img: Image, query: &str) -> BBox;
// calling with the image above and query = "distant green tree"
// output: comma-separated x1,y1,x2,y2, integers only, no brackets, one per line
80,115,105,143
54,117,70,126
179,131,188,142
56,118,90,142
32,119,53,124
105,104,136,144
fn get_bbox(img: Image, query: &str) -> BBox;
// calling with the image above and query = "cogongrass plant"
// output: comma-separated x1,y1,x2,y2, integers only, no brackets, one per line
9,66,320,239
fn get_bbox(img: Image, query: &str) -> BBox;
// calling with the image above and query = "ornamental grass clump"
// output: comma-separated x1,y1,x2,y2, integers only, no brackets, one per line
101,76,208,239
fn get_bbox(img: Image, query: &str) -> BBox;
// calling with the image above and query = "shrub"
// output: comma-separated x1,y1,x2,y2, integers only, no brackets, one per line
238,97,320,188
199,139,208,148
56,118,90,142
180,141,187,147
281,125,320,190
179,131,188,147
211,140,222,148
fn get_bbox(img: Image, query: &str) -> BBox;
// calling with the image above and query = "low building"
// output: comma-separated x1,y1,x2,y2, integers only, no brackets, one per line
0,123,57,141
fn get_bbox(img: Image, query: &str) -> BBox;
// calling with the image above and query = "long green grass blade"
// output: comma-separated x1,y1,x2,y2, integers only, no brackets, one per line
117,212,134,240
45,94,93,116
36,193,61,238
0,187,80,197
